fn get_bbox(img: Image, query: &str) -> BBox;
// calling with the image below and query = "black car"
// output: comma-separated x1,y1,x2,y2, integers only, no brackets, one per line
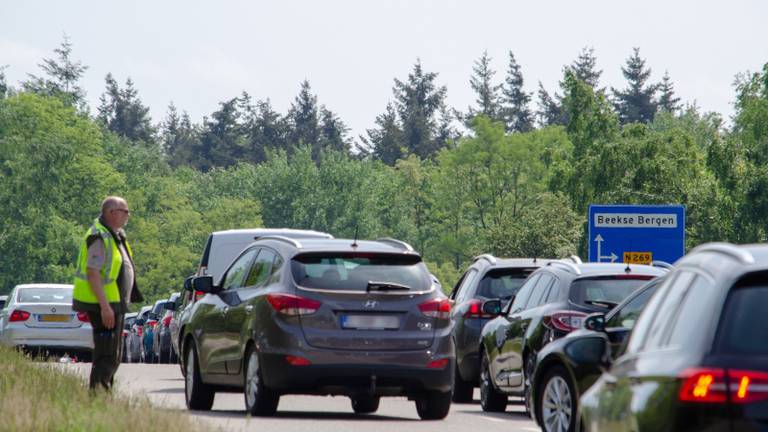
181,236,455,419
580,243,768,431
449,255,554,402
478,260,667,414
531,276,665,432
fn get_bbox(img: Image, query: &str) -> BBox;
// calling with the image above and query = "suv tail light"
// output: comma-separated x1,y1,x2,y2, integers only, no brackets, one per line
147,320,157,328
9,310,30,322
137,326,143,337
285,355,311,366
544,311,588,332
463,299,494,319
162,315,172,327
76,312,90,322
679,368,768,404
419,298,451,319
267,294,321,316
194,290,204,302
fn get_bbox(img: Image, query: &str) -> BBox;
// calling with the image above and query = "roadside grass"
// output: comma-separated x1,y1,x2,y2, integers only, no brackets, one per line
0,346,208,432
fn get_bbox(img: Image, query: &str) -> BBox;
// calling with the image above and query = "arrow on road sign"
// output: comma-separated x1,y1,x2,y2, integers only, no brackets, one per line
594,234,618,262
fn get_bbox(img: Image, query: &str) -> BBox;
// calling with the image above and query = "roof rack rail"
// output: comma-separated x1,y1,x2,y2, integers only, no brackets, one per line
690,243,755,265
376,238,414,252
651,260,673,270
473,254,498,265
254,236,303,249
546,260,582,275
563,255,582,264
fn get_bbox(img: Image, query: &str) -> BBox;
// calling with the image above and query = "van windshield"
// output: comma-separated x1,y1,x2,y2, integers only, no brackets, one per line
291,253,431,292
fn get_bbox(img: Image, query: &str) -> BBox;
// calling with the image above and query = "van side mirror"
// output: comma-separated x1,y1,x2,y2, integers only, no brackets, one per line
183,276,194,292
584,313,606,332
564,333,610,367
163,301,177,311
192,276,219,294
481,299,503,316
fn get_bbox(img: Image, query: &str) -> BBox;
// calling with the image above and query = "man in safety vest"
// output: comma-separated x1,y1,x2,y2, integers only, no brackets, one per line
73,196,143,390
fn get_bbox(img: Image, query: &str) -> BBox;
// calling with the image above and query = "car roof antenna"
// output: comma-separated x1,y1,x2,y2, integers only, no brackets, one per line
351,225,359,248
625,263,632,273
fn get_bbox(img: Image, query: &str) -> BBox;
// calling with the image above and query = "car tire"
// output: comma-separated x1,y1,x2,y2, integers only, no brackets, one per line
537,365,577,432
351,395,380,414
480,352,507,412
452,364,474,403
243,346,279,416
415,391,451,420
184,342,215,410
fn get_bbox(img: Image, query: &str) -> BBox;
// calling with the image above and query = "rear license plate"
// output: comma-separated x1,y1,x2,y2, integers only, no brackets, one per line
39,314,70,323
340,314,400,330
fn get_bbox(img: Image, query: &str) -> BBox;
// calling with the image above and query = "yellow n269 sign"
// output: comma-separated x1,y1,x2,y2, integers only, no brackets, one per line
623,252,652,265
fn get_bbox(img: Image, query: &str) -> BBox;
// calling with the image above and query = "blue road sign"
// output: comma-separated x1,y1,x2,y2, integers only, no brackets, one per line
588,205,685,265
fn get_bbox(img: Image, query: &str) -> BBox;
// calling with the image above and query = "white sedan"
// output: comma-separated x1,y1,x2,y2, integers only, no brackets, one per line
0,284,93,360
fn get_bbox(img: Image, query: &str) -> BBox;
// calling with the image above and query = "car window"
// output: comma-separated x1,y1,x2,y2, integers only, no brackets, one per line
267,255,284,285
453,269,479,303
715,283,768,355
17,287,72,303
545,280,563,302
244,249,275,288
664,275,716,348
569,275,656,310
605,283,658,330
508,274,540,314
639,271,695,351
221,248,259,291
526,274,554,309
475,267,535,301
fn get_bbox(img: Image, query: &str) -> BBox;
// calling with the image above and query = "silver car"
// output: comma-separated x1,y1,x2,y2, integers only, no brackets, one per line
0,284,93,359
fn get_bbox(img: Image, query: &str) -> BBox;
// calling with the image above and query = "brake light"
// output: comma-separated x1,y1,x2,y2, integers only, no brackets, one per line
544,311,587,332
162,315,172,327
463,299,494,319
267,294,321,316
76,312,90,322
614,275,655,280
427,358,449,369
148,320,157,328
679,368,768,404
122,329,129,337
285,355,311,366
137,326,143,337
419,298,451,319
729,370,768,403
9,310,30,322
194,290,204,302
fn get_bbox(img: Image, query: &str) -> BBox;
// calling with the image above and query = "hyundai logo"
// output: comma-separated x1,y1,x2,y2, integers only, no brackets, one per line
51,307,56,313
363,300,379,309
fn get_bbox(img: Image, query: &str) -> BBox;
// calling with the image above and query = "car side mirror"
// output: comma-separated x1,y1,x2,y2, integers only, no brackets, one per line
564,333,611,368
481,299,503,316
584,313,606,332
163,301,177,311
192,276,219,294
183,276,194,292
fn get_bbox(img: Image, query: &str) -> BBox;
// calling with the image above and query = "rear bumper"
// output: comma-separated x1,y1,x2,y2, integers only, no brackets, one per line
1,326,93,350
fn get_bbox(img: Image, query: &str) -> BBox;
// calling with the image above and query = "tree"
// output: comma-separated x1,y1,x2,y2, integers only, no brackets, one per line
464,51,502,125
613,48,659,124
22,35,88,110
199,97,246,170
318,106,350,155
393,60,450,159
501,51,534,132
0,65,8,99
537,82,565,126
241,98,287,164
287,80,320,155
161,102,201,167
97,74,156,142
657,71,681,113
569,47,602,90
364,103,405,165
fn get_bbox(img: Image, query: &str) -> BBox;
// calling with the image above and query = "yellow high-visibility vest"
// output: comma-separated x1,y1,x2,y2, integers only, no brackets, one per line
73,219,132,304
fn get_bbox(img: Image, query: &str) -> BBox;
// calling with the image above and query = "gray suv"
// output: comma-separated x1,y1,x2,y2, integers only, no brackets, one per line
181,237,455,419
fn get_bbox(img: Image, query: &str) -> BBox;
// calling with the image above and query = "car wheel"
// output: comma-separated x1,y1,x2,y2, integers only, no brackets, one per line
479,352,507,412
452,364,474,403
538,365,577,432
244,346,279,416
184,342,215,410
415,391,451,420
351,395,380,414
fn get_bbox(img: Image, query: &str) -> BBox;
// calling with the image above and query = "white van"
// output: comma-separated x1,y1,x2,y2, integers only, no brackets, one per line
196,228,333,285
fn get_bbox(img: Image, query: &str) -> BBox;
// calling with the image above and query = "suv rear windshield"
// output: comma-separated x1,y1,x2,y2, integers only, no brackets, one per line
715,285,768,355
476,268,535,300
570,275,654,309
18,287,72,303
291,253,431,292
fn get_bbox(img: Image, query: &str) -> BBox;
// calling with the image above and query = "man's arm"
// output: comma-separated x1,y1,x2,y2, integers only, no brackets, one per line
87,268,115,329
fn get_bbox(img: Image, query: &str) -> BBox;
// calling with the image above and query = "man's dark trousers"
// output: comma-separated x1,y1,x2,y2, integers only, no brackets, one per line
87,310,124,390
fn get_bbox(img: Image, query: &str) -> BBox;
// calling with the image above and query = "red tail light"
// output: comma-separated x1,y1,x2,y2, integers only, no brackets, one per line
544,311,587,332
194,290,204,302
9,310,30,322
419,298,451,319
162,315,172,327
463,299,494,319
122,329,129,337
679,368,768,404
76,312,90,322
148,320,157,328
137,326,143,337
427,358,450,369
267,294,321,316
285,355,311,366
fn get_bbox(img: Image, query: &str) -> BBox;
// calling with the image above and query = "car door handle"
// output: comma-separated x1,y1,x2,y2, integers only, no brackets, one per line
245,305,254,312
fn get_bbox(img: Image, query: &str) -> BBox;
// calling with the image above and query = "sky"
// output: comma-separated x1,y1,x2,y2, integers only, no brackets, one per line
2,0,767,139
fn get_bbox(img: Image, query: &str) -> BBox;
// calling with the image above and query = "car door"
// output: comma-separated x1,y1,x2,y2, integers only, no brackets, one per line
450,268,479,361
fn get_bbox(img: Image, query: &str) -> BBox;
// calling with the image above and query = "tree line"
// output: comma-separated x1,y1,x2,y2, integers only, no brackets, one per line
1,37,766,303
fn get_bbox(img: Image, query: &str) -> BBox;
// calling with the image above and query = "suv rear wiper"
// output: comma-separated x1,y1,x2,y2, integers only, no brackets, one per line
366,281,411,292
584,299,619,309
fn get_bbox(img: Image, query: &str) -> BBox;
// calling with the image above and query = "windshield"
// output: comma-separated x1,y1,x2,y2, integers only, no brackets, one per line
476,268,535,300
570,275,655,308
291,252,431,292
18,287,73,303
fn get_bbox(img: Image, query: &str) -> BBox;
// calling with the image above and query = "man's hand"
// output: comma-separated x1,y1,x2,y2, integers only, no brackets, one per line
101,304,115,329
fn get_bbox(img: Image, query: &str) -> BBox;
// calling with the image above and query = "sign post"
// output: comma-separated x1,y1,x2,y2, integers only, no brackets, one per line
588,205,685,265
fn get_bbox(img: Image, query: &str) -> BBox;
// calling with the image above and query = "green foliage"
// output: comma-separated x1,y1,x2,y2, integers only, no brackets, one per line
22,36,88,111
612,48,659,124
501,51,534,133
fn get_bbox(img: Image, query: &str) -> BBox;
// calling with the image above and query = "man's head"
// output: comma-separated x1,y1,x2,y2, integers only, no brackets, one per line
101,196,130,231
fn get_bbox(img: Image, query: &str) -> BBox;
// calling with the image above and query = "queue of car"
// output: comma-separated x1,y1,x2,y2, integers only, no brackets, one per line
0,227,765,430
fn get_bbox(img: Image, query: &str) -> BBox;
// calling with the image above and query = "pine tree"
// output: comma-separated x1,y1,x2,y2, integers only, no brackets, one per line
242,98,287,163
537,82,566,126
200,97,246,170
364,103,405,165
501,51,534,132
318,106,350,154
393,60,449,159
288,80,320,154
612,48,659,124
161,102,201,167
97,74,155,142
23,35,88,110
657,71,681,113
569,47,602,90
0,65,8,99
464,51,502,124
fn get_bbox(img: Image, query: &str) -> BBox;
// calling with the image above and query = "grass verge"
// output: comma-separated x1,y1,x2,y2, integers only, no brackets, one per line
0,346,207,432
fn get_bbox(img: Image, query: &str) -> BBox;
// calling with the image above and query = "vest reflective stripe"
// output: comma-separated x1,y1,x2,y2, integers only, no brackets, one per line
72,220,128,304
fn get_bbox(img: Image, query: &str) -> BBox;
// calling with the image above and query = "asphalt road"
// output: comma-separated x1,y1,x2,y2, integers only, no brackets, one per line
61,363,540,432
